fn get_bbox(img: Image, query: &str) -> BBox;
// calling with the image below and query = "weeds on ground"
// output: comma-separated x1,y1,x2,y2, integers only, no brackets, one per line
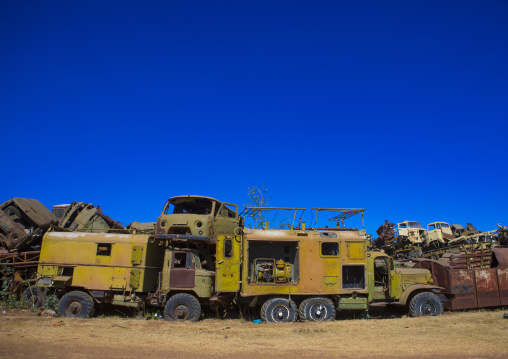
144,308,163,320
1,266,20,308
1,265,40,309
43,293,59,311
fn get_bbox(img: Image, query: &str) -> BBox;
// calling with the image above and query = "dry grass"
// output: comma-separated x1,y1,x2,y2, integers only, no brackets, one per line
0,308,507,358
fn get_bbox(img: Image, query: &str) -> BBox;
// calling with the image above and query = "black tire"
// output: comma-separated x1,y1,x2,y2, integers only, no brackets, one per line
260,298,298,323
408,292,443,317
21,286,46,309
163,293,201,322
58,291,95,318
299,297,335,322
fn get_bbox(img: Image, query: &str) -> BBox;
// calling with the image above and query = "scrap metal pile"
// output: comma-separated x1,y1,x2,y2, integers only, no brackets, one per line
0,198,146,293
371,219,507,260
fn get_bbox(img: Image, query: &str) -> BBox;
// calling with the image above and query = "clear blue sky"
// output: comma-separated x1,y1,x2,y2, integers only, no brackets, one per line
1,1,507,234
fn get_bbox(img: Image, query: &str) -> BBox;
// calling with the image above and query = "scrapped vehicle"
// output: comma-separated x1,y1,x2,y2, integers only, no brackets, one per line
59,201,125,233
31,208,445,322
451,223,480,238
413,248,508,310
0,198,58,251
425,222,455,247
397,221,426,246
156,195,241,244
52,204,70,223
126,221,156,234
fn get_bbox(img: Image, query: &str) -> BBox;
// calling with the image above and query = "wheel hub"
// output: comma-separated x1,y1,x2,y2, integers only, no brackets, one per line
420,302,436,315
68,301,82,315
272,305,289,322
175,304,189,319
310,304,327,321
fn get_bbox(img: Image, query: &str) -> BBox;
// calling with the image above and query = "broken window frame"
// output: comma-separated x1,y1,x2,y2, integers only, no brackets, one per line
96,243,112,256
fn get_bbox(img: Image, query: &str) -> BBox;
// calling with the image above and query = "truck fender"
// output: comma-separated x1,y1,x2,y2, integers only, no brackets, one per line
397,285,444,305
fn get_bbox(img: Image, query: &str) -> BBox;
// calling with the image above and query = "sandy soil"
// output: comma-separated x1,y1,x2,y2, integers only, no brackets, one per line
0,307,507,359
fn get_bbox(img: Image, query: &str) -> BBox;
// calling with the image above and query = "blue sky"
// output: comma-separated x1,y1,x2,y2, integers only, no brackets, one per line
1,1,507,234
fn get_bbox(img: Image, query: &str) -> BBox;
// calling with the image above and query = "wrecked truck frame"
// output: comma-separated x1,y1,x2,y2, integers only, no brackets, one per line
412,248,508,310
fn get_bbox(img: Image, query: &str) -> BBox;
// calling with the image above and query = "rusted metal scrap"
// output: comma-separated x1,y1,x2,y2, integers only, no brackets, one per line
126,221,156,234
497,224,508,246
59,201,126,233
412,248,508,310
372,220,396,248
0,198,128,295
0,198,59,251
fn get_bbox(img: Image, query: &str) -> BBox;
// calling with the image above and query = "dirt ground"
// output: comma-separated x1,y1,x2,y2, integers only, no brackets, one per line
0,306,507,359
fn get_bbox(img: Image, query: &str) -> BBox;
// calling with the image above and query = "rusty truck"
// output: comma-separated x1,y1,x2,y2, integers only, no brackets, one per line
29,204,446,321
0,198,59,251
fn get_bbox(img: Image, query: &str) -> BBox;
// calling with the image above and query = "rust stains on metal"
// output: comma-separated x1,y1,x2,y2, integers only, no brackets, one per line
0,198,58,251
413,248,508,310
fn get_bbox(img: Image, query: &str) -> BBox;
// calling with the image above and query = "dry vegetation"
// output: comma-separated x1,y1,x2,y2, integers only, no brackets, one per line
0,306,507,358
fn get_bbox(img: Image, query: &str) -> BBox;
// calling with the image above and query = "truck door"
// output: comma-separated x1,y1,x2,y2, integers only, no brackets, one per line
216,234,241,292
214,202,240,237
388,257,402,298
169,251,195,289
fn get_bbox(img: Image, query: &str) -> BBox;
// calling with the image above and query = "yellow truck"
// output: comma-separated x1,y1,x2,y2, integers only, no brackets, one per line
29,207,446,321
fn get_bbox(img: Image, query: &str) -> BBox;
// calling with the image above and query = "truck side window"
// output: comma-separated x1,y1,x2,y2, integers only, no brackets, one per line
224,238,233,258
173,252,187,268
321,242,339,256
193,253,202,269
96,243,112,256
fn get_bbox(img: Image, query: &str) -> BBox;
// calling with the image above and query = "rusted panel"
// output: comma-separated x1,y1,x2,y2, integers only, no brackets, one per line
497,268,508,306
432,261,451,292
449,269,477,310
491,248,508,268
475,269,500,308
413,257,506,310
169,252,195,289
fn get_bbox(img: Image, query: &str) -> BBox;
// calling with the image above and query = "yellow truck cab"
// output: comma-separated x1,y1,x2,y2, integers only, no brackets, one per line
397,221,426,246
426,222,455,247
156,195,240,244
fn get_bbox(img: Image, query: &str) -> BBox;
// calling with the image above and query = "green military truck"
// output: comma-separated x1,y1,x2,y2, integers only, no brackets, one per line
156,195,241,244
29,206,446,321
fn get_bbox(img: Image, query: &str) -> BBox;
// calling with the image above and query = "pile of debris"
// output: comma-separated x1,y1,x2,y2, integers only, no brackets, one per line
371,219,507,260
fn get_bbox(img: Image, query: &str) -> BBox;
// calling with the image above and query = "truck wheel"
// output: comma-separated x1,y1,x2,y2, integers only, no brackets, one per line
21,286,46,309
260,298,298,323
163,293,201,322
58,291,95,318
408,292,443,317
299,297,335,322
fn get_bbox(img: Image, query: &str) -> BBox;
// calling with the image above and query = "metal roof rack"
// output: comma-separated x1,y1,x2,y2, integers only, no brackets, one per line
311,208,365,229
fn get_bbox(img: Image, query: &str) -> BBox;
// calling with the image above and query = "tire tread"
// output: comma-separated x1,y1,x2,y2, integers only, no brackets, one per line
58,290,95,318
163,293,201,322
260,297,298,323
408,292,443,317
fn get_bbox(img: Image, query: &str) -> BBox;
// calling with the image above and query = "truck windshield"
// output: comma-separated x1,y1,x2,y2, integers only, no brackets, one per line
165,198,214,215
408,222,423,228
